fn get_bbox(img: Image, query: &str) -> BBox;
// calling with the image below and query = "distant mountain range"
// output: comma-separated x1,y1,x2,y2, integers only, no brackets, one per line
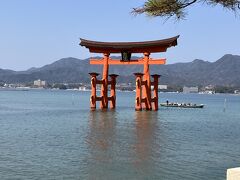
0,54,240,86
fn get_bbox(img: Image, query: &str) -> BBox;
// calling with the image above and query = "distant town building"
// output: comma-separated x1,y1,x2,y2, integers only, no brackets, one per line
158,85,168,90
234,90,239,94
34,79,46,87
198,85,215,94
203,90,215,94
79,86,87,91
205,85,215,90
4,83,17,88
183,86,199,93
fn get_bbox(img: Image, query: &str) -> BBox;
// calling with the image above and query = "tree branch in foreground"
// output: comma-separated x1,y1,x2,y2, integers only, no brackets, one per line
132,0,240,20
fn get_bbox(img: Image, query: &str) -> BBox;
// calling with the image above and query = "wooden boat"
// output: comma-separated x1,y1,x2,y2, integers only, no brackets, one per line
160,103,204,108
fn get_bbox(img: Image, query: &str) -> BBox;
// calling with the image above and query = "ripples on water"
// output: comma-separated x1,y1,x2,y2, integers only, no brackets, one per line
0,90,239,180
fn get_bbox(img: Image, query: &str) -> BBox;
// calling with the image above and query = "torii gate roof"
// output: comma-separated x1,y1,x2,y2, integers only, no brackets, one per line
80,35,179,53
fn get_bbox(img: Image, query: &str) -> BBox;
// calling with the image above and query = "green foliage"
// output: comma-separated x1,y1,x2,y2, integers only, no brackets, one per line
52,83,67,90
0,82,5,87
133,0,240,20
214,86,237,93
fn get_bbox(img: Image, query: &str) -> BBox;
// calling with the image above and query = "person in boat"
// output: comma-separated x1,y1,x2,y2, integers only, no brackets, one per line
166,100,169,105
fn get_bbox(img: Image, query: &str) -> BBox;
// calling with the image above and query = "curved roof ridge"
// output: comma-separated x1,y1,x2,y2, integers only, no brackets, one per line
80,35,179,53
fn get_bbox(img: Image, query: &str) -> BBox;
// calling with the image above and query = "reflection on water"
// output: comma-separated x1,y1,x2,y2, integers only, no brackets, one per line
133,111,158,166
86,110,160,179
86,110,118,179
87,111,117,161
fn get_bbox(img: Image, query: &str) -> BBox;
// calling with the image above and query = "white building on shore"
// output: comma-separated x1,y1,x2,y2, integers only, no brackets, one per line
158,85,168,90
183,86,199,93
234,90,240,94
34,79,46,87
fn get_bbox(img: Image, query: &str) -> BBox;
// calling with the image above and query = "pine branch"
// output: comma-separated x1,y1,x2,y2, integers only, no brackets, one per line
132,0,240,20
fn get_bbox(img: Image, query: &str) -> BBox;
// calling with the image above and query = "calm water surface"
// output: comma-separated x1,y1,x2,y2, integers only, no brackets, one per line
0,89,240,180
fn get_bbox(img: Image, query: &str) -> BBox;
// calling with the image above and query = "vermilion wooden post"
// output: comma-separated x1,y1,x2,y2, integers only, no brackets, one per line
109,74,118,109
100,53,110,109
142,52,152,110
134,73,143,111
89,72,99,110
151,74,161,111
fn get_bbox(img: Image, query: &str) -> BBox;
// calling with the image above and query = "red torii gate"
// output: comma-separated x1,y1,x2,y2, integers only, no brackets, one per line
80,36,179,111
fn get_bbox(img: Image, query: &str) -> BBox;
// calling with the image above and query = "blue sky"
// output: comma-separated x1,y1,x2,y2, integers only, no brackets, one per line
0,0,239,70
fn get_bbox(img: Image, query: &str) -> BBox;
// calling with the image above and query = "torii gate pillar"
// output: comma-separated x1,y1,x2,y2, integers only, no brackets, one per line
142,52,152,110
100,53,110,109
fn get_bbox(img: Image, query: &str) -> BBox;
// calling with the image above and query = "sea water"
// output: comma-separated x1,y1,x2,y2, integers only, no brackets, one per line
0,89,239,180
